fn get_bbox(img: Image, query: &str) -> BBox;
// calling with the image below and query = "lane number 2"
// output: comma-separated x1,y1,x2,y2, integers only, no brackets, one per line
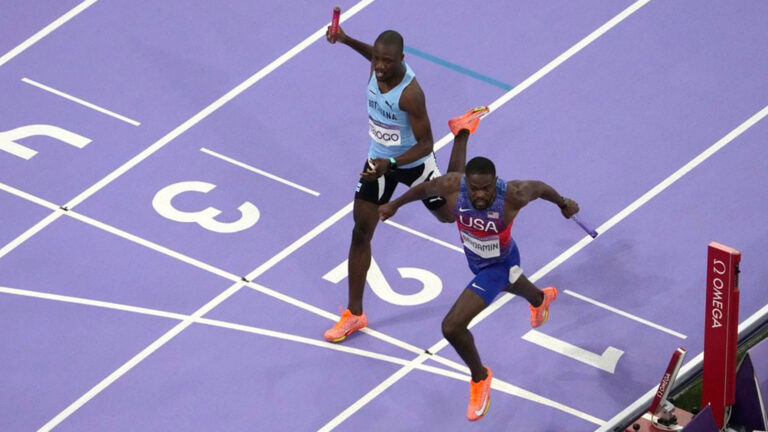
323,257,442,306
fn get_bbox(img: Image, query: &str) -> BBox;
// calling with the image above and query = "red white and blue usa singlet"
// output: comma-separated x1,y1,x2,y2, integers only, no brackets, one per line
455,177,514,273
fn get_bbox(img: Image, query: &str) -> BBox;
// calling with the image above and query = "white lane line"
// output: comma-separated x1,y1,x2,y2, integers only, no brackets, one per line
594,303,768,432
0,283,449,381
0,180,243,283
0,182,62,260
467,103,768,336
0,183,672,420
0,286,188,321
22,78,141,126
66,210,243,283
0,0,377,304
6,283,582,428
0,0,99,68
7,1,760,426
0,194,604,428
199,316,416,366
318,15,768,432
201,317,546,396
46,0,660,428
201,317,517,388
0,180,602,427
0,211,63,260
9,56,765,432
318,357,427,432
318,350,605,431
384,219,464,253
0,185,445,366
429,0,654,156
335,337,604,425
595,104,768,237
0,182,60,211
3,0,378,261
0,187,434,424
63,0,376,211
429,350,608,425
522,329,624,374
491,379,605,426
0,285,422,371
448,102,768,337
451,105,768,430
565,290,687,339
199,147,320,196
244,201,354,280
1,0,647,427
0,280,603,428
486,0,653,115
34,172,366,428
0,181,437,361
36,280,246,432
357,325,433,358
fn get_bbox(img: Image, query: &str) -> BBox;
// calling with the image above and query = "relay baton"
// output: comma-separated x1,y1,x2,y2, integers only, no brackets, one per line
329,6,341,43
572,214,598,238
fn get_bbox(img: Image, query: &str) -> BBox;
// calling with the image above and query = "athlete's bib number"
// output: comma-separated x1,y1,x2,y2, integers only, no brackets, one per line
460,230,500,258
368,117,401,147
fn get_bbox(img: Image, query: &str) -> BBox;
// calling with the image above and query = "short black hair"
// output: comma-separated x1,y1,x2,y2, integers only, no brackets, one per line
374,30,404,53
465,156,496,177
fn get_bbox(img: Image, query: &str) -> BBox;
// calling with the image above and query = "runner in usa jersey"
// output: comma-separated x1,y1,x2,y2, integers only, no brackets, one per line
455,177,513,273
379,108,581,421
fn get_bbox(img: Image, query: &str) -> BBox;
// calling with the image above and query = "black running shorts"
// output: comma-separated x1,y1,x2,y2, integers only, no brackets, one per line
354,153,447,210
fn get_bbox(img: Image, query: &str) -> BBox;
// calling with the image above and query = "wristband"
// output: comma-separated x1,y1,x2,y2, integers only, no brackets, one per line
558,197,569,209
389,157,397,170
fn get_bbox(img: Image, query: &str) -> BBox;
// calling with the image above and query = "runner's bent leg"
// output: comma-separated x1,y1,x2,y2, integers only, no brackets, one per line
503,274,544,307
442,288,489,382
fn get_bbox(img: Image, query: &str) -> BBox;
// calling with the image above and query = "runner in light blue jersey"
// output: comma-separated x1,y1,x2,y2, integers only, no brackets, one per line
324,27,457,344
366,61,428,168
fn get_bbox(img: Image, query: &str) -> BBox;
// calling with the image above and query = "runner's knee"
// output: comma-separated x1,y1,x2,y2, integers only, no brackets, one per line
441,315,463,340
351,222,375,245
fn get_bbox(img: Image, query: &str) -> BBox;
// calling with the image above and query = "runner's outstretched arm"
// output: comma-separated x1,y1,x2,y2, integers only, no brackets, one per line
379,174,460,221
506,180,579,218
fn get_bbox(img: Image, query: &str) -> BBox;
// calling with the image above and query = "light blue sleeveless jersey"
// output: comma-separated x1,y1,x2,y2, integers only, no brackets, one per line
366,62,427,168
